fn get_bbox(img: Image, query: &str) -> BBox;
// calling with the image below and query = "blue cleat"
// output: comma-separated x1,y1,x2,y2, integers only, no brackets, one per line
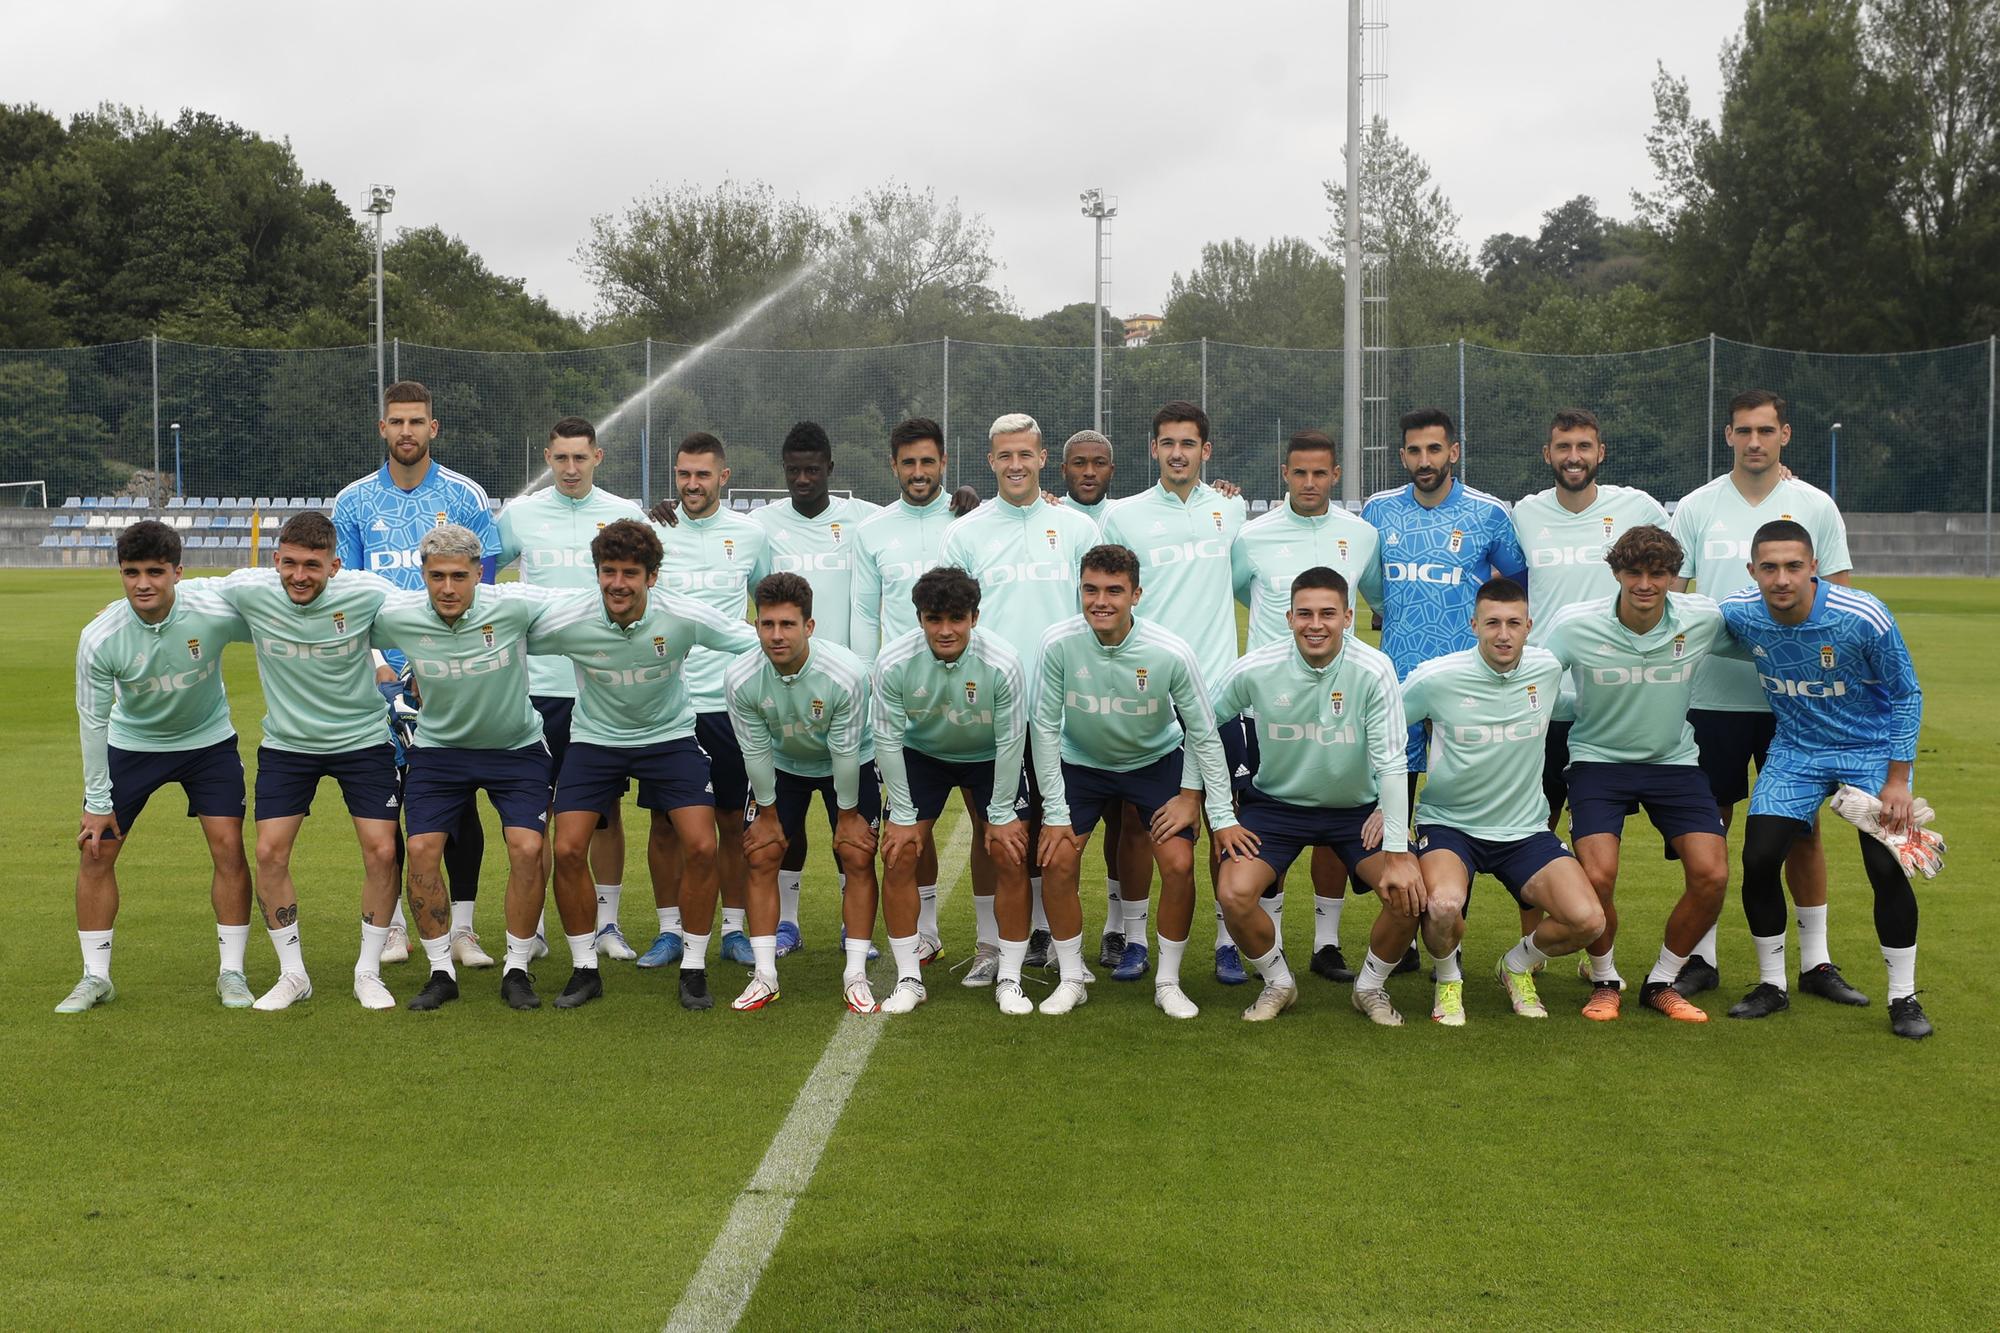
839,927,881,962
636,931,684,969
1112,941,1151,982
775,920,803,957
720,930,756,966
1214,944,1248,985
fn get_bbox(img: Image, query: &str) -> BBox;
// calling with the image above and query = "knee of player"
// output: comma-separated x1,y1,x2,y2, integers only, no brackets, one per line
502,828,544,861
553,836,592,870
680,827,719,867
1569,899,1607,943
253,839,292,875
746,842,785,874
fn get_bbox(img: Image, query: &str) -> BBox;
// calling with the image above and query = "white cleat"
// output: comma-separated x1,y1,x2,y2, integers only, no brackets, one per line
1039,978,1090,1015
995,978,1033,1015
1351,984,1405,1027
961,942,1000,988
380,924,410,964
1154,983,1200,1020
217,970,254,1009
731,973,780,1011
878,978,927,1014
1243,980,1298,1022
595,924,637,961
55,974,115,1013
353,971,396,1010
451,928,496,969
843,976,879,1014
916,934,944,967
252,972,312,1011
531,930,550,960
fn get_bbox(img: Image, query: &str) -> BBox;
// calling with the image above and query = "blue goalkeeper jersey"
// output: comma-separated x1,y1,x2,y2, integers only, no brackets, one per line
1717,580,1921,763
333,460,502,673
1358,479,1527,679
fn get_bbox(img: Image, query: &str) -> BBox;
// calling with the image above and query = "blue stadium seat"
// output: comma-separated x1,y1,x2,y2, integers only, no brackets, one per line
287,497,307,510
61,533,81,547
80,496,99,508
166,495,186,509
50,515,70,529
252,497,272,510
231,516,251,530
63,496,83,509
130,496,149,509
202,497,221,510
95,534,115,548
208,515,229,528
40,535,59,548
200,535,221,549
305,496,325,509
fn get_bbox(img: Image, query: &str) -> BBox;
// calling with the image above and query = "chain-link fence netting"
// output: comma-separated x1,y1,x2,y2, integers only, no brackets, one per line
2,334,1994,520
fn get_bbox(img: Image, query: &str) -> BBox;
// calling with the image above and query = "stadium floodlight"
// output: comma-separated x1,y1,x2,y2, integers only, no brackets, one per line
365,185,396,413
1080,188,1117,434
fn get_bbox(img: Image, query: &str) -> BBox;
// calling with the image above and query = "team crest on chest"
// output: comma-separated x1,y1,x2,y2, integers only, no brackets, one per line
186,638,202,661
332,611,347,633
1336,539,1349,561
1135,667,1149,693
1820,644,1836,669
434,511,448,527
965,680,978,706
481,624,496,649
1672,633,1686,659
810,697,826,721
723,539,736,561
1526,683,1541,711
829,523,843,545
652,636,668,658
1045,528,1058,550
1329,690,1344,717
1601,515,1615,539
1211,510,1224,531
1447,529,1465,555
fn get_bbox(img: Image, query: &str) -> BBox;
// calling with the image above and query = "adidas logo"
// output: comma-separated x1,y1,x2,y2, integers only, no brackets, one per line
1077,665,1092,679
1149,521,1167,534
1274,692,1292,706
418,635,435,647
1277,545,1293,558
1234,764,1250,777
761,697,775,708
1386,532,1400,545
371,519,389,532
1537,527,1551,539
386,795,398,807
914,685,930,697
593,650,610,660
1461,697,1476,707
1710,520,1727,531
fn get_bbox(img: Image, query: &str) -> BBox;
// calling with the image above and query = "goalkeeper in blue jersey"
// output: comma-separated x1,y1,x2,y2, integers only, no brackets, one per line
1716,521,1932,1040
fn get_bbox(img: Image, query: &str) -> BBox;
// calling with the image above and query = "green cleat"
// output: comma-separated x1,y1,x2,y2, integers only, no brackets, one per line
1431,979,1467,1027
55,974,115,1013
1493,956,1548,1018
217,970,254,1009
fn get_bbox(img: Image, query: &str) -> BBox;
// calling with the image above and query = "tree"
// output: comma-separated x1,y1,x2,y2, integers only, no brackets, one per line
1156,237,1344,346
386,226,586,352
1323,118,1483,345
799,183,1010,345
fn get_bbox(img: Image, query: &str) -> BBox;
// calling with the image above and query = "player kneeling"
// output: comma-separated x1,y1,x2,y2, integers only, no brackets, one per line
1360,578,1604,1026
873,568,1033,1014
1211,567,1422,1021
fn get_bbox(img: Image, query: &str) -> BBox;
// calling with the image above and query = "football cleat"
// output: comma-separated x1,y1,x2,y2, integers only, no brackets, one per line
839,928,881,963
54,974,115,1014
500,968,541,1010
843,976,879,1014
1039,978,1090,1015
1112,941,1151,982
531,930,550,960
994,978,1033,1016
1214,944,1248,985
637,930,685,969
719,931,756,966
1098,931,1128,968
1243,980,1298,1022
679,969,714,1011
353,971,396,1010
554,967,603,1009
879,978,927,1014
217,970,254,1009
960,942,1000,988
252,972,312,1012
1023,928,1053,969
1432,980,1467,1027
1493,957,1548,1018
916,934,944,967
1309,945,1356,983
1728,982,1790,1019
451,928,496,969
407,970,459,1011
595,924,638,962
1580,981,1622,1022
1640,981,1708,1023
1351,985,1404,1027
1155,983,1200,1020
1391,944,1421,977
1672,954,1720,997
1800,962,1869,1007
731,974,780,1011
1888,995,1933,1040
774,921,803,957
380,924,411,964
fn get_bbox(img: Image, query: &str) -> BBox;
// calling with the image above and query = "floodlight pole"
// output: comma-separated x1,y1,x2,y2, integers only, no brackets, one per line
1342,0,1363,506
365,185,396,410
1081,188,1117,434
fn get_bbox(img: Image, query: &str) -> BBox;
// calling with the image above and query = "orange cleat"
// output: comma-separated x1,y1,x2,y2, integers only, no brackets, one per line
1642,980,1709,1023
1581,982,1622,1021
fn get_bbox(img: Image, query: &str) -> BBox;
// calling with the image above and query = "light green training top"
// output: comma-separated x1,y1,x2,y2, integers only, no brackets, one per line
653,504,769,714
527,587,760,748
1065,494,1110,528
850,492,956,667
1513,484,1670,646
1098,480,1249,689
1669,473,1851,711
76,583,249,815
1402,645,1566,841
938,494,1102,679
1540,591,1730,768
1031,614,1237,832
1209,635,1410,850
1231,500,1382,650
724,636,875,808
871,626,1028,827
211,567,396,755
497,484,648,698
752,494,882,651
369,584,551,751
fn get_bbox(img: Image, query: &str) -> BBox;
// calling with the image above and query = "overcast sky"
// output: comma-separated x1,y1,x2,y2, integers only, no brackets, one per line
7,0,1747,327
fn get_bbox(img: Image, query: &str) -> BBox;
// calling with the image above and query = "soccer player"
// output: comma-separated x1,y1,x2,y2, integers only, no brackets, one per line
1032,544,1253,1018
1540,526,1730,1023
1210,567,1419,1021
1669,388,1861,1004
873,567,1032,1014
62,520,253,1013
938,413,1101,985
645,432,771,972
332,379,501,969
1230,428,1383,983
497,416,647,961
1099,400,1251,984
368,525,555,1011
526,519,760,1010
209,512,403,1010
1716,521,1930,1039
1061,429,1117,527
1358,577,1602,1027
752,421,881,955
725,572,883,1013
852,417,960,960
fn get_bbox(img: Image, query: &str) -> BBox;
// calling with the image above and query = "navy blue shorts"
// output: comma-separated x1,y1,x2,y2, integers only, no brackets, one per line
555,738,713,817
254,744,399,822
106,736,245,837
1542,720,1573,825
1059,748,1193,842
1238,791,1380,879
1414,825,1573,906
1219,716,1259,792
903,746,996,824
1566,761,1724,844
404,743,552,836
695,711,751,812
532,695,576,780
757,762,883,840
1689,708,1778,810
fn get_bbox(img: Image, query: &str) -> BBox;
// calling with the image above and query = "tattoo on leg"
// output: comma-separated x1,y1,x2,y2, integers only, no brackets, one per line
276,903,298,927
363,910,376,925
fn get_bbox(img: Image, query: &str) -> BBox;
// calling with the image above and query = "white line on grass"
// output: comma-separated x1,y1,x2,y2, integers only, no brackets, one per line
663,814,975,1333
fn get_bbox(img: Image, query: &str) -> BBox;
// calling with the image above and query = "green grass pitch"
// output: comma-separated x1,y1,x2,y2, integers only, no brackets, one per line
2,569,1994,1329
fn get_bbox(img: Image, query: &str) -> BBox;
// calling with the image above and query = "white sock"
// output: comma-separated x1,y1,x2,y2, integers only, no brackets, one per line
973,894,999,948
658,904,682,934
451,901,476,935
1214,905,1235,950
504,932,536,973
1796,904,1830,971
1694,922,1719,962
1251,943,1294,989
998,937,1029,984
1753,932,1788,989
1103,878,1122,937
1588,949,1622,985
268,923,306,977
565,931,597,970
391,900,406,930
595,883,622,932
217,923,250,974
843,937,871,981
420,931,456,979
1159,935,1188,988
722,906,746,934
79,928,114,979
1431,946,1462,984
778,870,802,924
918,885,939,938
1122,896,1150,943
1356,949,1396,992
1313,894,1345,950
1647,944,1688,987
1030,877,1049,932
1262,891,1285,951
889,933,922,983
357,921,389,975
1052,932,1086,983
1880,943,1917,1001
1503,933,1551,976
681,931,710,970
750,934,777,983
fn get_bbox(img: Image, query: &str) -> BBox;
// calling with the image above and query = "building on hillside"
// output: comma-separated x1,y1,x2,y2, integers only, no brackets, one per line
1123,314,1164,347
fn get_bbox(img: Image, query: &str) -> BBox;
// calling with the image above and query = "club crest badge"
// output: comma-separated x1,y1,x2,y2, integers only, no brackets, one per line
1329,690,1344,717
1337,538,1349,561
596,521,607,531
723,539,736,562
652,636,668,658
434,511,448,528
1135,667,1149,693
1448,529,1465,555
810,697,826,721
186,638,202,661
1820,644,1836,669
965,681,978,706
1602,515,1616,539
1672,633,1686,660
1526,683,1541,711
1045,528,1058,550
331,611,346,634
1211,510,1224,531
480,624,495,649
829,523,842,545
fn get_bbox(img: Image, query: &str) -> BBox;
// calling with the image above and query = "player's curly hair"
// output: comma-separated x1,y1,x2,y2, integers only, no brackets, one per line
276,511,336,552
782,421,832,460
911,566,980,619
1081,543,1140,586
756,571,814,619
591,518,663,575
117,518,180,566
1605,524,1684,575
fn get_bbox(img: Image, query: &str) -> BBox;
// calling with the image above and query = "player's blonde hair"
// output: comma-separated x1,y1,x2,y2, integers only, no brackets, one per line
988,412,1041,442
419,523,484,567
